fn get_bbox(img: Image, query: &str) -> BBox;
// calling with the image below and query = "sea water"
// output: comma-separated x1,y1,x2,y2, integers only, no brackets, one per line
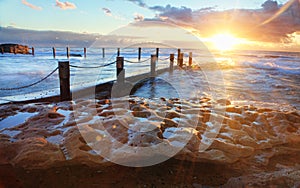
0,47,299,110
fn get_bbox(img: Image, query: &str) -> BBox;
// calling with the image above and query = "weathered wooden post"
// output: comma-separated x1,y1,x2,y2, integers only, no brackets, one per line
188,52,192,67
170,54,174,72
117,48,120,57
177,49,181,65
179,53,184,68
66,47,70,59
102,48,105,58
138,47,141,61
116,56,124,83
151,54,157,77
84,47,87,58
52,47,56,59
31,47,35,56
156,48,159,58
58,61,71,101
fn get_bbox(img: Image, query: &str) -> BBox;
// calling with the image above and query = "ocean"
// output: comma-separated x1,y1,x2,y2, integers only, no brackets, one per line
0,47,299,110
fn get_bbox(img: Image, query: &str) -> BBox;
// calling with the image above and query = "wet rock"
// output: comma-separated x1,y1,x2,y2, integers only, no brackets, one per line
62,127,106,166
0,95,299,187
226,105,243,114
128,131,162,147
224,167,300,188
132,110,151,118
285,112,300,123
48,111,65,119
102,119,129,144
11,137,65,169
161,118,178,129
165,110,181,119
217,99,231,105
0,43,30,54
224,117,242,130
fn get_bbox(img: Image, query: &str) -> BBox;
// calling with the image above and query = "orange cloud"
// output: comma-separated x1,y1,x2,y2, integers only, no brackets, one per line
21,0,42,11
55,0,76,10
134,13,144,22
131,0,300,44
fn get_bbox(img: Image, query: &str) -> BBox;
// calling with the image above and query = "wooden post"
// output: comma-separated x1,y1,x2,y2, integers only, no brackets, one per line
13,47,16,55
170,54,174,72
151,54,157,77
52,47,56,59
188,52,192,67
179,53,184,68
84,47,87,58
102,48,105,58
31,47,35,56
177,49,181,65
1,47,3,54
58,61,71,101
66,47,70,59
138,47,141,61
156,48,159,58
116,56,124,83
117,48,120,57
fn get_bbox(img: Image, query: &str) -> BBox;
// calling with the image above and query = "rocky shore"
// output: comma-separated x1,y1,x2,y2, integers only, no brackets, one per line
0,43,31,55
0,97,299,187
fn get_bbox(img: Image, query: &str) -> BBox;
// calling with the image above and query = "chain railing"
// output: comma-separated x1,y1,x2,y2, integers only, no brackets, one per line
124,57,151,64
1,50,193,102
0,67,58,90
158,56,170,61
69,61,116,69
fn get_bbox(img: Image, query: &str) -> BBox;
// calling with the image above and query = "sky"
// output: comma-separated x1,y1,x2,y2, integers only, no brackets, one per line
0,0,299,51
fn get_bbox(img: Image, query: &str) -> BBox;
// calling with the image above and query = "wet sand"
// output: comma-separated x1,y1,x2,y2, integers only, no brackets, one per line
0,97,299,187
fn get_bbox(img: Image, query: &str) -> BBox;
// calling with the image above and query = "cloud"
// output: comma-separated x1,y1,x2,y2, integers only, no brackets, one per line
21,0,42,11
102,7,126,20
134,0,300,43
150,5,193,22
262,0,279,12
55,0,76,10
126,0,147,8
102,8,112,16
134,13,144,22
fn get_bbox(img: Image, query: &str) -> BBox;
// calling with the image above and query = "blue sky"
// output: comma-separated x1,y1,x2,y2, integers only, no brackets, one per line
0,0,290,34
0,0,299,51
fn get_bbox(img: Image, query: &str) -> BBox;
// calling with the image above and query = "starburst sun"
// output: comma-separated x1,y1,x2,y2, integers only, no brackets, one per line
210,33,241,51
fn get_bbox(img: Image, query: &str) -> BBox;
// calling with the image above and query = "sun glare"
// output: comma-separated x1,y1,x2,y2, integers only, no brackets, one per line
210,33,239,51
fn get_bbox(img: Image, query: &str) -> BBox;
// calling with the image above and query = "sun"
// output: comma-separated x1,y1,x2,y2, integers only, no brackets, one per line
210,33,239,51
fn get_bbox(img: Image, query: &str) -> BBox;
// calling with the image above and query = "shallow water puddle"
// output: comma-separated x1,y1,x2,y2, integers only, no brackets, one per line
57,109,72,117
0,112,38,130
0,130,22,137
54,109,72,129
46,134,64,145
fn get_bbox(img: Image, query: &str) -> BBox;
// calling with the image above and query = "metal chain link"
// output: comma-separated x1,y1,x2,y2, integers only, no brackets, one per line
124,57,151,64
0,67,59,90
69,61,116,69
158,56,170,61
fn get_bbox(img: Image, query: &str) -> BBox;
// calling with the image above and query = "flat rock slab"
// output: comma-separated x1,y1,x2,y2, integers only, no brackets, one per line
0,97,299,187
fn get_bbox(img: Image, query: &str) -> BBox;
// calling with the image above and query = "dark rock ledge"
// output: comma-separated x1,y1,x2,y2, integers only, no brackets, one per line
0,43,31,55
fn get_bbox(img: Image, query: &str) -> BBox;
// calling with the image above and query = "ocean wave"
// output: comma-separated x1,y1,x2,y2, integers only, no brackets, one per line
246,61,300,75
